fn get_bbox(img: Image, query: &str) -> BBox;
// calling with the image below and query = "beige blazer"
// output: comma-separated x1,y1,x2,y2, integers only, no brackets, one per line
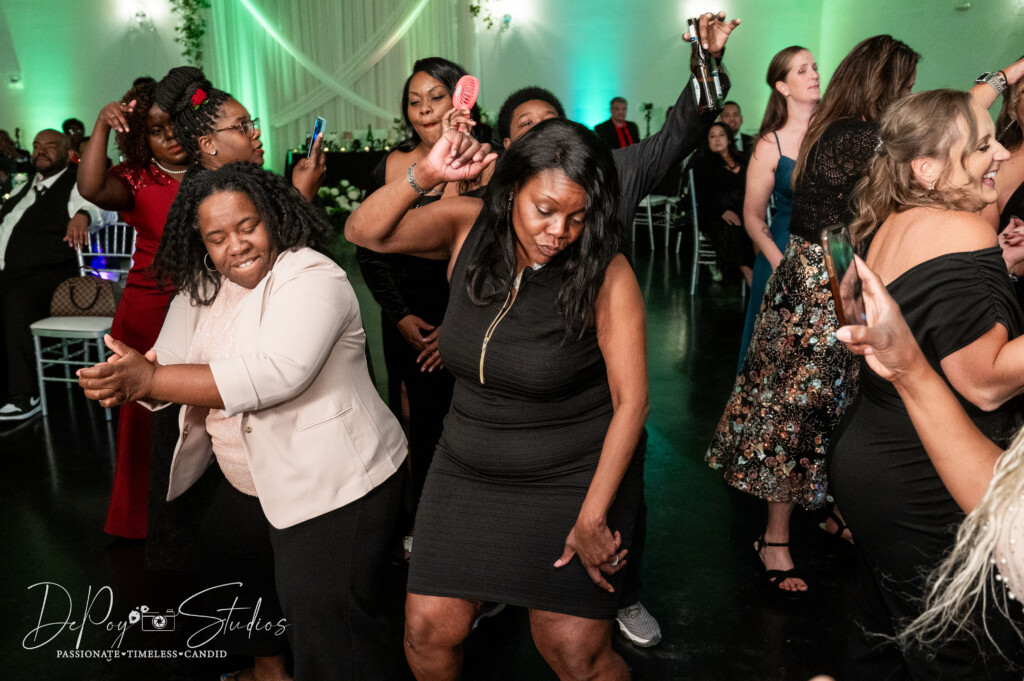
147,247,407,529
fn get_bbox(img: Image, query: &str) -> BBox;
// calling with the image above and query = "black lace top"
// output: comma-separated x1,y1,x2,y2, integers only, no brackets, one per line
790,118,879,243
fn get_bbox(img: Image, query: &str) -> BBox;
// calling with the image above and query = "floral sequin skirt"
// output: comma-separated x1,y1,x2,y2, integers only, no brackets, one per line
706,236,858,510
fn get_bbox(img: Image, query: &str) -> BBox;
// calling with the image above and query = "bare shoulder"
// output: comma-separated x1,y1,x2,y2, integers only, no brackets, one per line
384,148,420,183
604,253,636,280
939,210,999,252
750,135,778,164
747,137,779,179
597,254,643,309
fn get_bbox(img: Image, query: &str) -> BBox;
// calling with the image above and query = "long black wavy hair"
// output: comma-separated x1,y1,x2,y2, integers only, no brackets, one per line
154,162,333,305
154,66,234,164
397,57,487,151
115,81,159,165
468,118,621,341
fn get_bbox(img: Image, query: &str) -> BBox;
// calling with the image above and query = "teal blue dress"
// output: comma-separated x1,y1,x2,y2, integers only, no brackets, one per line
737,132,793,373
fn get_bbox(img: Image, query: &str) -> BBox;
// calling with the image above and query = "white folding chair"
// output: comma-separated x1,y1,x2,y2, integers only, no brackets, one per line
30,222,136,420
688,170,719,295
633,195,673,250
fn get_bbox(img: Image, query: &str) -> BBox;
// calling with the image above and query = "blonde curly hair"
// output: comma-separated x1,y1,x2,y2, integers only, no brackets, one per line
848,89,986,248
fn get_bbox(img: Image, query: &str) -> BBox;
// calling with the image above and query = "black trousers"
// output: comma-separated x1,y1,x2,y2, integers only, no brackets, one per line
270,469,405,681
0,265,76,399
198,478,289,658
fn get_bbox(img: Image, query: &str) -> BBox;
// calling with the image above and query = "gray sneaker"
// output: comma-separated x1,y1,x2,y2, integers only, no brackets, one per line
616,601,662,647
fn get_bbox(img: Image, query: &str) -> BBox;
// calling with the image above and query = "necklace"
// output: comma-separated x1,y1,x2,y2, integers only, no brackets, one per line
152,158,188,175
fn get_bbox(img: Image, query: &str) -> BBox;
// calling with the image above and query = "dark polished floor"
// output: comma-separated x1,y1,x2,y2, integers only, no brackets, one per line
1,242,857,680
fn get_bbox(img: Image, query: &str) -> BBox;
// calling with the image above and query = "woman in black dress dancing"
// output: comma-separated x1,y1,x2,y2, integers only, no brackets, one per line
832,88,1020,680
346,119,647,681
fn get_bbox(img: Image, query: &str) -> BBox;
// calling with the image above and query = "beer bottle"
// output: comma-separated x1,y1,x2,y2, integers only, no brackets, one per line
688,17,723,114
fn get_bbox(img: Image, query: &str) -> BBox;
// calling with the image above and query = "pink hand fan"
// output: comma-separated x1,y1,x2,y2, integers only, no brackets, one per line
452,75,479,111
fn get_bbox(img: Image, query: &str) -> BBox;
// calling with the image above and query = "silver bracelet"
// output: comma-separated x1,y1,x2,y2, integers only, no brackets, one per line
978,71,1008,96
407,163,429,196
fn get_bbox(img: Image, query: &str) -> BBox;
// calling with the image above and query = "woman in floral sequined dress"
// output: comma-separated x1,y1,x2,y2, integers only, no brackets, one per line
705,35,920,596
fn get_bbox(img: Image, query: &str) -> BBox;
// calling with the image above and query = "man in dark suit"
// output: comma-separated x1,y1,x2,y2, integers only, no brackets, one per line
0,129,109,420
719,100,755,153
594,97,641,149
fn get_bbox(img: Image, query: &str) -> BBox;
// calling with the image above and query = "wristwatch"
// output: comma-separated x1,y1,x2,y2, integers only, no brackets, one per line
977,71,1008,96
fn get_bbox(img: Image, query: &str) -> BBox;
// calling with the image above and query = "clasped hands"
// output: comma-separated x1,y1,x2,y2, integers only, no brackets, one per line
78,334,158,407
396,314,445,372
554,515,628,593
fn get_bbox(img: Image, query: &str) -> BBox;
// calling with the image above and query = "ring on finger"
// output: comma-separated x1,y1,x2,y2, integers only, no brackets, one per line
611,556,619,567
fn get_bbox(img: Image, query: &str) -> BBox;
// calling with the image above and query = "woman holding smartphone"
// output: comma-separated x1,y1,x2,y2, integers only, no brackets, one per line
831,88,1021,680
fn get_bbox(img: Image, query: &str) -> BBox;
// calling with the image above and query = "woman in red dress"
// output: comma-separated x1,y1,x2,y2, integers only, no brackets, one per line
78,80,190,538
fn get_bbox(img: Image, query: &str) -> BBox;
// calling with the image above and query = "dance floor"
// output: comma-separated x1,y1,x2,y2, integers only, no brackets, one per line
1,239,856,680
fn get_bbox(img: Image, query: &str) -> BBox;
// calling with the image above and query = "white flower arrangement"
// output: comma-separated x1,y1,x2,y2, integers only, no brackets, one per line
316,178,363,223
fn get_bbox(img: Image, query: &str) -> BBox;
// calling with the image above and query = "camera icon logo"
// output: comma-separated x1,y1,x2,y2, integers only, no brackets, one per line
134,605,176,631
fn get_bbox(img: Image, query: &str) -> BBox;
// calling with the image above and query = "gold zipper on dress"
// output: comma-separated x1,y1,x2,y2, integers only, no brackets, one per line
479,269,524,384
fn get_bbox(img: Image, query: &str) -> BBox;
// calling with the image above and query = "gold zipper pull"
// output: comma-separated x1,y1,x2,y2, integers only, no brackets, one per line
478,270,525,384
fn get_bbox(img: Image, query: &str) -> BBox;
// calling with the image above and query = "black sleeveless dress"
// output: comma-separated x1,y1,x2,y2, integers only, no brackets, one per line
406,214,643,619
830,247,1023,679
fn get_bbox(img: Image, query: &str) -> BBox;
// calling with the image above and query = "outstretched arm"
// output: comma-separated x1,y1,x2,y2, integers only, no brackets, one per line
613,11,741,220
345,129,496,261
969,56,1024,110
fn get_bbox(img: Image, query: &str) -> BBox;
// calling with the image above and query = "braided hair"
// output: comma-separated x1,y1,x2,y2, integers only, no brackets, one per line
155,66,233,164
154,162,334,305
114,81,158,165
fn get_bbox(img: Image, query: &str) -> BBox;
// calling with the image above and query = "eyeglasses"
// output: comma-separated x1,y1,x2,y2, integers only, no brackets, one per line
211,118,260,139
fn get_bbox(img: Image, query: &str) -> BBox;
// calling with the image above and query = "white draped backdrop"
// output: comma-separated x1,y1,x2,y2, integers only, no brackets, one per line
206,0,480,172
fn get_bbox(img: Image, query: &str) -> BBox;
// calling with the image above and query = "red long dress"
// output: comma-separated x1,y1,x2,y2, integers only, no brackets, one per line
103,162,179,538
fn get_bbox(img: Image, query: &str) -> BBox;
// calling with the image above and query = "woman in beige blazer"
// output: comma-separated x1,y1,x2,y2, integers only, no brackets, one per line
79,163,407,681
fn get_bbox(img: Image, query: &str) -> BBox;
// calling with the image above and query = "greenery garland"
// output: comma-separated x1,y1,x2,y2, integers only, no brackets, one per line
170,0,209,66
468,0,497,30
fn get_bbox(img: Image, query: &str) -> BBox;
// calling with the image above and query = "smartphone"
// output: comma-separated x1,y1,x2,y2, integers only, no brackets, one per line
821,224,866,326
308,116,326,157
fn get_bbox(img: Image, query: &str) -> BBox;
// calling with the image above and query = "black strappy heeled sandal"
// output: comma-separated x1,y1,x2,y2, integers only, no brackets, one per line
818,508,854,545
753,534,808,600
